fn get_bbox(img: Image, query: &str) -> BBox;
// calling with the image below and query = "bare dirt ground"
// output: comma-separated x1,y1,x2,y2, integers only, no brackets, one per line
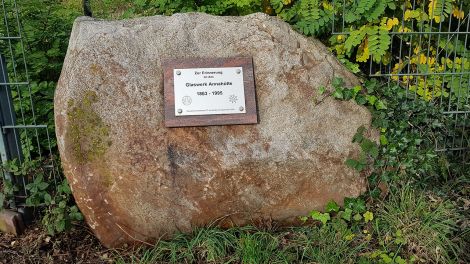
0,223,118,264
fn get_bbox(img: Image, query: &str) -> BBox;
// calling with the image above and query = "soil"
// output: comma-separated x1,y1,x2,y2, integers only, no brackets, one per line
0,223,119,264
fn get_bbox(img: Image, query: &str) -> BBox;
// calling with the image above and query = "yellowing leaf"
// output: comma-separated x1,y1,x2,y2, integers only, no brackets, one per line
419,54,427,64
380,16,389,27
398,26,411,33
452,6,464,19
428,0,442,23
386,17,399,30
310,210,331,226
322,0,333,10
344,234,356,241
404,9,413,21
356,38,369,62
364,211,374,222
428,0,436,17
417,54,436,65
405,1,412,9
413,46,421,54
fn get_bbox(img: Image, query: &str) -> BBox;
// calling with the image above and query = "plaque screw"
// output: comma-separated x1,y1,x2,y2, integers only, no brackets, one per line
239,106,244,112
176,70,181,75
236,69,241,74
177,109,183,114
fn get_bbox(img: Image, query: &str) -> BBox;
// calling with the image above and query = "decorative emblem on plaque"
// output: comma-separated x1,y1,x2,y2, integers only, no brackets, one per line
182,96,192,106
228,95,238,104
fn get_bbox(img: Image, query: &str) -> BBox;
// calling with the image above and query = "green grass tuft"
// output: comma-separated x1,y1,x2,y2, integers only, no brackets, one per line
377,184,462,263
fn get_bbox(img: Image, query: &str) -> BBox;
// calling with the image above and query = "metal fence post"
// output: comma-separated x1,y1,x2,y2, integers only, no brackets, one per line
0,54,23,209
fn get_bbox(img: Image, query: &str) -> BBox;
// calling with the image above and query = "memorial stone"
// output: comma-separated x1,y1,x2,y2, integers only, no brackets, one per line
55,12,378,247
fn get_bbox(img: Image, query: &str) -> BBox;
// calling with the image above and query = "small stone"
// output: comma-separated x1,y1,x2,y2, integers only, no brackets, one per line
0,210,25,236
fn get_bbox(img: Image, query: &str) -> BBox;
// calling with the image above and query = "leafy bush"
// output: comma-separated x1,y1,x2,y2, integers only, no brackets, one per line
0,0,82,235
332,78,462,183
87,1,470,103
0,0,81,159
0,159,83,235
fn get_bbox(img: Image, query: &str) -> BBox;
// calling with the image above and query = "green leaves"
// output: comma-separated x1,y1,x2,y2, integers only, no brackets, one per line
368,26,391,63
345,158,367,171
341,208,353,221
361,139,379,158
0,193,5,211
353,213,363,221
41,179,84,236
301,197,370,228
363,211,374,222
25,175,49,206
346,125,379,171
345,0,377,23
1,157,82,235
367,0,389,22
345,27,367,53
353,126,366,143
344,24,391,64
344,197,366,214
44,193,52,205
295,0,333,36
309,210,331,226
325,200,340,213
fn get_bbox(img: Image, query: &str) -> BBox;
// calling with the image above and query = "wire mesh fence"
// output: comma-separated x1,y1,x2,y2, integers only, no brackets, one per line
332,0,469,163
0,0,59,215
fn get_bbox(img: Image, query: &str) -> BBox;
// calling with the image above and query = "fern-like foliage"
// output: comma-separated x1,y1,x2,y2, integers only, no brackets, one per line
294,0,333,36
367,0,388,22
231,0,255,8
197,0,234,15
428,0,453,23
367,26,390,63
344,26,367,53
345,25,390,63
270,0,286,13
345,0,377,23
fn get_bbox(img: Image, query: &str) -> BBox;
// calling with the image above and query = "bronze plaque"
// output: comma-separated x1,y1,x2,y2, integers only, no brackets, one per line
162,57,258,127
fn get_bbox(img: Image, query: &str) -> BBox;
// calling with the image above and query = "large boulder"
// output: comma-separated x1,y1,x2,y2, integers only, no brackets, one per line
55,12,377,248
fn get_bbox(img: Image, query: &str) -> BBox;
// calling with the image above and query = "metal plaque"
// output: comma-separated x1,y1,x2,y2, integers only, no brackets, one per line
173,67,246,116
162,57,258,127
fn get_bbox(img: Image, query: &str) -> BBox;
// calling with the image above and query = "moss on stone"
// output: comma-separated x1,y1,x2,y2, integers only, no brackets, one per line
66,91,111,164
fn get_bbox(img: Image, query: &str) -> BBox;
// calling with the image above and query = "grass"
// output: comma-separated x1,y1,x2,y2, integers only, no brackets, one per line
113,220,361,263
376,185,463,263
112,182,467,264
115,225,370,264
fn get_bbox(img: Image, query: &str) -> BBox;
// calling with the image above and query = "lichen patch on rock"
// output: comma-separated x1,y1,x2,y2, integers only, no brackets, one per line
66,90,111,165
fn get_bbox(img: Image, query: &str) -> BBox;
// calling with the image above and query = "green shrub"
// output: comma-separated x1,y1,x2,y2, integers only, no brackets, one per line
0,159,82,235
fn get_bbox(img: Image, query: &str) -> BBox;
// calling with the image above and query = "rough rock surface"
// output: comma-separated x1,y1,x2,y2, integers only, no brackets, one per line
55,12,377,248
